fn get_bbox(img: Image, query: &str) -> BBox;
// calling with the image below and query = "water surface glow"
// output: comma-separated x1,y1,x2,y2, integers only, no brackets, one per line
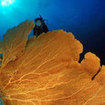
1,0,15,6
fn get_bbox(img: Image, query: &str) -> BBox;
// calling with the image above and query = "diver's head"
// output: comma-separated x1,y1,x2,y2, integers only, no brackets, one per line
35,18,42,27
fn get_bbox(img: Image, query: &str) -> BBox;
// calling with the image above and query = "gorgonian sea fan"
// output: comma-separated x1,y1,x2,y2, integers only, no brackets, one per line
0,20,105,105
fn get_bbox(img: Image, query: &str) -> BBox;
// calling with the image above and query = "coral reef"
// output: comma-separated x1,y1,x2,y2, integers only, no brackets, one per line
0,20,105,105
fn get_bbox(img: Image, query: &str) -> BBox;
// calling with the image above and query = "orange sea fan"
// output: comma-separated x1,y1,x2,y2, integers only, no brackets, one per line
0,20,105,105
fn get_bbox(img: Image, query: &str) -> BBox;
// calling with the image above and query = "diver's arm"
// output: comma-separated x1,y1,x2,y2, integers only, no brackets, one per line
43,24,48,33
33,27,37,35
39,15,48,32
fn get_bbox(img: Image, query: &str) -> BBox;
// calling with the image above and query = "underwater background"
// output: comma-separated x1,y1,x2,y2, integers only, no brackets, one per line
0,0,105,65
0,0,105,104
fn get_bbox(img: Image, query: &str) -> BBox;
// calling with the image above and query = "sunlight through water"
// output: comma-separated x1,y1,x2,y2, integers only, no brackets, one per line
1,0,15,6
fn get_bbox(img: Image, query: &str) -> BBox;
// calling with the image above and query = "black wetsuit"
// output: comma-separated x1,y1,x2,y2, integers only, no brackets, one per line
33,22,48,37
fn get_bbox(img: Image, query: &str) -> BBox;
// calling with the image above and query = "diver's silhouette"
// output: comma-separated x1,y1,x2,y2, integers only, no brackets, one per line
33,16,48,37
0,55,3,66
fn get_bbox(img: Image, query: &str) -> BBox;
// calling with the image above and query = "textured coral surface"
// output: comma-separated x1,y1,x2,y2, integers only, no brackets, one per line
0,20,105,105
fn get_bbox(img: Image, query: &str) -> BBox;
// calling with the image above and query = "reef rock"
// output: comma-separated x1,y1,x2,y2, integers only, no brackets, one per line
0,20,105,105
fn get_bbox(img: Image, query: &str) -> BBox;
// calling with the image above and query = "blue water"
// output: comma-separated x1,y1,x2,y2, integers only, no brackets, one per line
0,98,4,105
0,0,105,63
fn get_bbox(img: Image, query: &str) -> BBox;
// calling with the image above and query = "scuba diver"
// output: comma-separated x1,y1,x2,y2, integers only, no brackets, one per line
33,15,48,37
